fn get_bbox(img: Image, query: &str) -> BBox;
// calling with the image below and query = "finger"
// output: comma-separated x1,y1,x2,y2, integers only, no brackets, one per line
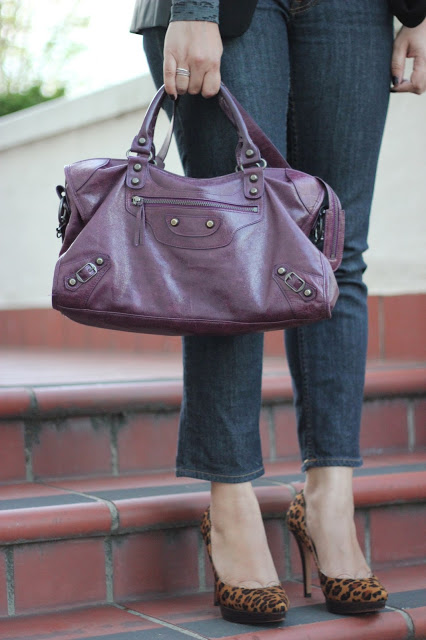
391,40,407,87
406,56,426,94
187,66,206,95
200,67,221,98
393,76,426,94
164,53,178,99
392,55,426,94
391,79,415,93
175,64,191,95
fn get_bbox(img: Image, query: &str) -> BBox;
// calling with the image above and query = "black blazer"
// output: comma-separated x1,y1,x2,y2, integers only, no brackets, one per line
388,0,426,26
221,0,426,37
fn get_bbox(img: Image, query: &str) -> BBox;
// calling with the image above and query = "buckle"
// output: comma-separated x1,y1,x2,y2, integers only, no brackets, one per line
76,262,97,283
126,149,157,164
234,158,267,172
284,272,305,293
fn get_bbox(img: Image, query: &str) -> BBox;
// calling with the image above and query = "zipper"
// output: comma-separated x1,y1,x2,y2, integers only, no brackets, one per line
131,196,258,213
329,192,339,261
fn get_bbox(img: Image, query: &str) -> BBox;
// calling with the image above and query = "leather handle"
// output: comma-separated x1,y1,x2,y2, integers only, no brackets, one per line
155,83,292,171
130,82,265,169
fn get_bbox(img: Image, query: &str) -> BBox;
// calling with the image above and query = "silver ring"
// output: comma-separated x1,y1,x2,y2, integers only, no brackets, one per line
176,67,190,77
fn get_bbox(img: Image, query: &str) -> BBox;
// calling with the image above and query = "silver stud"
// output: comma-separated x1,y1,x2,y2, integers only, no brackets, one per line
134,163,142,171
277,267,286,275
245,149,254,158
170,218,179,226
304,289,313,297
206,220,215,228
250,187,258,196
131,177,140,185
68,278,77,286
249,174,258,182
96,258,104,265
138,137,146,145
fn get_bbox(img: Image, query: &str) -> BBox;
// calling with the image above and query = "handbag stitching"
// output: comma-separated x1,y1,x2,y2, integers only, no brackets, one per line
84,262,112,307
146,215,262,249
147,162,243,191
55,304,328,328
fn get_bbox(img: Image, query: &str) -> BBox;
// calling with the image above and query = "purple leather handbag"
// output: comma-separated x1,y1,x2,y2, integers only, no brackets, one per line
52,83,344,336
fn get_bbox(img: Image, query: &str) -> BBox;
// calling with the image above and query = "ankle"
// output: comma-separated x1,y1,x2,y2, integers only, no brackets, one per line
304,467,355,511
211,481,260,528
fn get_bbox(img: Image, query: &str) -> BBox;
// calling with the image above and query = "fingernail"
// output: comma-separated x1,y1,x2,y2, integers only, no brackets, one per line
392,75,399,86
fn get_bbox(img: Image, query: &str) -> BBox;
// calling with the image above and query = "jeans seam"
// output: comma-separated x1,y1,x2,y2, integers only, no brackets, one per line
288,80,314,463
319,252,329,317
304,457,362,462
296,326,315,462
287,87,299,168
290,0,321,16
303,456,363,471
176,466,265,479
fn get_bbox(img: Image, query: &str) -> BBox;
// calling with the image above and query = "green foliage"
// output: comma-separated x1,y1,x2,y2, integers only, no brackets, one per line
0,84,65,116
0,0,88,115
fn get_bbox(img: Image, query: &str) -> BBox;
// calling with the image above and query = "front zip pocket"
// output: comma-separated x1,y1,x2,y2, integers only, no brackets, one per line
130,196,259,247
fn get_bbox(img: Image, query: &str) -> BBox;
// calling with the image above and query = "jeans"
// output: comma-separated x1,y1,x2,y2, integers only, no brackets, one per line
142,0,394,481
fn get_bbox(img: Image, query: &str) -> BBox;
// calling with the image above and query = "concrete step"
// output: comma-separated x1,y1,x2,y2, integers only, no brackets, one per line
0,454,425,619
0,350,425,483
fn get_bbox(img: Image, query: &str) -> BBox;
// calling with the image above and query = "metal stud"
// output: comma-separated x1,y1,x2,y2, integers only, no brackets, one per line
206,220,215,228
249,174,258,182
68,277,77,286
134,163,142,171
277,267,286,275
170,218,179,226
245,149,254,158
131,177,140,185
138,137,146,145
304,289,313,297
96,258,104,265
249,187,258,196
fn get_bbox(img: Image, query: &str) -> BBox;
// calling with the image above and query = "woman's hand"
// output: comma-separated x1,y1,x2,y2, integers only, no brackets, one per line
163,20,223,99
391,18,426,94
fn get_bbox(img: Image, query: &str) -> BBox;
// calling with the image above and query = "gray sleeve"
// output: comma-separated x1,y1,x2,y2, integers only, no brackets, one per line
170,0,220,24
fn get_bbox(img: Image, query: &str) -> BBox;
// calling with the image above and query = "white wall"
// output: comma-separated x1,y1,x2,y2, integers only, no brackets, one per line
0,74,425,310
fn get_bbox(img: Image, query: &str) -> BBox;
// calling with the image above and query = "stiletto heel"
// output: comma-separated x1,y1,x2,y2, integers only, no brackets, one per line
286,491,388,614
200,507,289,624
294,537,312,597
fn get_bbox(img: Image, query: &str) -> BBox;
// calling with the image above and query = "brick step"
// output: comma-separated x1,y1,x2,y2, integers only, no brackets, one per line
0,455,425,619
0,351,425,483
1,293,425,361
0,565,424,640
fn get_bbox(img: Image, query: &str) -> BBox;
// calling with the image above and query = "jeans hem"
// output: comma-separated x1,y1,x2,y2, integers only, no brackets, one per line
176,465,265,483
302,457,363,472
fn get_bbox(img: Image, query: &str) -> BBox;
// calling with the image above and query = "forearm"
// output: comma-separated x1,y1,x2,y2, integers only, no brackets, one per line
171,0,219,24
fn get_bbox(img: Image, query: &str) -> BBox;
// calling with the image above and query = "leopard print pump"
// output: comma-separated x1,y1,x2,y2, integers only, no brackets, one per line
200,507,289,624
286,491,388,614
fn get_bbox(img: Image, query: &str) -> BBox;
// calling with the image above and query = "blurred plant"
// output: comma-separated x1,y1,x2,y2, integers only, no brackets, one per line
0,0,88,115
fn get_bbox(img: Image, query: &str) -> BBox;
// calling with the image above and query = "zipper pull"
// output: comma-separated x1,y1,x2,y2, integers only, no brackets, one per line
311,204,326,249
132,197,145,246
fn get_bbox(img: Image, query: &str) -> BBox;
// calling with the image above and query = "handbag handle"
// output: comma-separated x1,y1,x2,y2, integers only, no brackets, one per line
153,86,292,173
129,82,281,170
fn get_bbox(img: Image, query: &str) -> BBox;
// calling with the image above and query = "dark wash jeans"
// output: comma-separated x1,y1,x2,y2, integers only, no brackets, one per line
143,0,394,481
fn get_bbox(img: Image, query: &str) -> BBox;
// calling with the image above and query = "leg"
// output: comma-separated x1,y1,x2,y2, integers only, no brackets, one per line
143,0,291,589
285,0,394,576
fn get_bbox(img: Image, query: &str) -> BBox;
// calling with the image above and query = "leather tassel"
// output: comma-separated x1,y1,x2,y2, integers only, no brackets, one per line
133,201,145,246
